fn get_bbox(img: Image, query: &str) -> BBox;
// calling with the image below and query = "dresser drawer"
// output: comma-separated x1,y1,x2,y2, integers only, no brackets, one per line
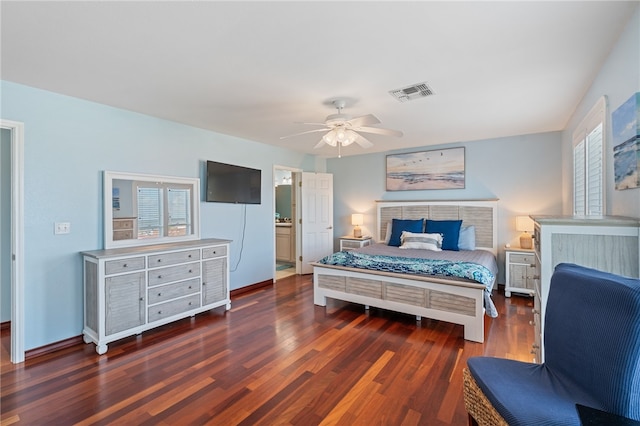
510,253,535,265
148,249,200,268
202,245,227,259
148,262,200,287
105,257,145,275
113,230,134,241
147,278,200,305
113,219,134,230
148,294,201,323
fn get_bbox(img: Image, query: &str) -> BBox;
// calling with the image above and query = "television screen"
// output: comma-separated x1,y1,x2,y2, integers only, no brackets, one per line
206,161,261,204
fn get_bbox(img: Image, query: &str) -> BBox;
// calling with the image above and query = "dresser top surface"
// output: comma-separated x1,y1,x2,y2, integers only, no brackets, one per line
82,238,231,259
531,215,640,227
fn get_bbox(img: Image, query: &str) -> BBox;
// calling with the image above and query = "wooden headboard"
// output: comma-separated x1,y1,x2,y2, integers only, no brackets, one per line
376,199,499,256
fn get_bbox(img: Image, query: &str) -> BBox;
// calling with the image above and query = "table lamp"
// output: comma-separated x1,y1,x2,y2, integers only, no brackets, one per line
516,215,534,249
351,213,364,238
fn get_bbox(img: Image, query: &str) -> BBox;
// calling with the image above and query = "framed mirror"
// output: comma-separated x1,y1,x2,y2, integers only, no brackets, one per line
104,171,200,249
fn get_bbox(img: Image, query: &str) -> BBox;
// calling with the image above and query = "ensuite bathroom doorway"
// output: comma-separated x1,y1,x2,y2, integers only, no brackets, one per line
274,166,299,280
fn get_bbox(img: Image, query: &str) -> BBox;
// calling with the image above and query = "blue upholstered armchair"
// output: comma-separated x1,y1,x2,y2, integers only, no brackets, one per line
463,263,640,425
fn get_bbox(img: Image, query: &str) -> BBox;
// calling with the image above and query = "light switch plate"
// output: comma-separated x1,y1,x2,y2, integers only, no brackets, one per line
55,222,71,234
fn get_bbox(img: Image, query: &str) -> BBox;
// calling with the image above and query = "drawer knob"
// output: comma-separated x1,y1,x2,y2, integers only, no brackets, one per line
213,251,217,254
529,320,536,326
188,302,192,306
532,309,539,314
139,297,143,301
123,264,128,268
158,293,162,297
188,254,192,258
158,310,162,314
189,270,192,273
188,286,192,289
158,275,162,279
157,259,162,262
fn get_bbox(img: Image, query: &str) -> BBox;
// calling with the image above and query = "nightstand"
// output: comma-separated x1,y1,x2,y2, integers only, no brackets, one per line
339,236,373,251
505,248,536,297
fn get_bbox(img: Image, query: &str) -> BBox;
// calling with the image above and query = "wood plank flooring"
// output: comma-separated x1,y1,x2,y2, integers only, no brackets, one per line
1,274,533,425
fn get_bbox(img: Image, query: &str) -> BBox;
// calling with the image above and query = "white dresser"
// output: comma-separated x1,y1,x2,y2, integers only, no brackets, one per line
531,216,640,363
82,238,231,354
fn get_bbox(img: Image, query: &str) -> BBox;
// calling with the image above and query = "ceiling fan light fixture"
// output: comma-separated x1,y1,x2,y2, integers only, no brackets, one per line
323,130,337,146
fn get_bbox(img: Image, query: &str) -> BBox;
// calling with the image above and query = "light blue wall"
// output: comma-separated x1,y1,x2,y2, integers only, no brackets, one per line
327,132,563,283
1,128,10,322
0,81,319,350
561,5,640,217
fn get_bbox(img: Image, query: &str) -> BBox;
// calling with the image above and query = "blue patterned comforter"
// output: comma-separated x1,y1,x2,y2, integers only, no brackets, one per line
317,251,495,286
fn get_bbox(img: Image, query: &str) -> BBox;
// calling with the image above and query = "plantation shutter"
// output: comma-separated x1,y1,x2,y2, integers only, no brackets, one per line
573,96,606,216
137,186,163,238
167,187,191,236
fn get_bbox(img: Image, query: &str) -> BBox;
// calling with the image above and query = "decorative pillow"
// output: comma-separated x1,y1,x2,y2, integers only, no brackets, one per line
388,218,424,247
425,219,463,251
399,231,443,251
458,225,476,251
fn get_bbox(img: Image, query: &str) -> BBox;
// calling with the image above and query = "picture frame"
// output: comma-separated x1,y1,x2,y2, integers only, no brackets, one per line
612,92,639,191
386,147,465,191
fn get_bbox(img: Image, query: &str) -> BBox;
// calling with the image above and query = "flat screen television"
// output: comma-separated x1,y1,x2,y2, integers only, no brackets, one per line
206,160,262,204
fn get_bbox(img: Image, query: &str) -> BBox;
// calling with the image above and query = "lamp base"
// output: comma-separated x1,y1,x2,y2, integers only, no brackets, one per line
353,226,362,238
519,232,533,249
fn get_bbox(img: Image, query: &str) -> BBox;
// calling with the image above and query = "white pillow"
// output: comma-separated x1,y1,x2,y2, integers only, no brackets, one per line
399,231,443,251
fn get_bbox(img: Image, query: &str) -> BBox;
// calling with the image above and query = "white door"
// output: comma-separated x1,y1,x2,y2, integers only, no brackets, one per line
299,172,333,274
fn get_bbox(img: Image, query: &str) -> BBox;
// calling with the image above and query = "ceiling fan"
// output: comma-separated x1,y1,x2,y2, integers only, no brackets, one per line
281,99,403,157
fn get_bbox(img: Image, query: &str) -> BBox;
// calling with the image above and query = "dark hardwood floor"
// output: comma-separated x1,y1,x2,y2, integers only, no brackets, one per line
1,274,533,425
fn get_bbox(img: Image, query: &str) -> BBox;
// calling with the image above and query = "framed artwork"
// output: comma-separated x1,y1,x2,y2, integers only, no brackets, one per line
612,92,639,190
386,147,465,191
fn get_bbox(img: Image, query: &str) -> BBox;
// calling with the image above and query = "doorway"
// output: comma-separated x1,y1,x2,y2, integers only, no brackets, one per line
1,120,24,364
274,166,300,281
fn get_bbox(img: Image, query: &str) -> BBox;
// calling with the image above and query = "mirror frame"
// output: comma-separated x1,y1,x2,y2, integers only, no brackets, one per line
104,170,201,249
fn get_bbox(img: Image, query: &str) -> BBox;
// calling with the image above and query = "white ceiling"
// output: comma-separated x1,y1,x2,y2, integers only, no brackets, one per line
1,1,636,158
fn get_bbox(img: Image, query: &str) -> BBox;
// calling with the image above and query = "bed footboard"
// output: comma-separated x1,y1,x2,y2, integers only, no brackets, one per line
313,265,485,342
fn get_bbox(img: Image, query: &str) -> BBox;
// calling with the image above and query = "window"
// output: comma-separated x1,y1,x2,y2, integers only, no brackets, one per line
573,97,606,216
135,181,193,240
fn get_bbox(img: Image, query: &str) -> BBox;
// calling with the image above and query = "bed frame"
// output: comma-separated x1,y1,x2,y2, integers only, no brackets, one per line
312,199,498,343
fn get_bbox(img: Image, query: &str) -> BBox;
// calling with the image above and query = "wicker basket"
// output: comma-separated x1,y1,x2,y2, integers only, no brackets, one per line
463,367,508,426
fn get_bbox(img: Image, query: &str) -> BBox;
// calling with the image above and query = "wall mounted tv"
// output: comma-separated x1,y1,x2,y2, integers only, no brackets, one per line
206,160,262,204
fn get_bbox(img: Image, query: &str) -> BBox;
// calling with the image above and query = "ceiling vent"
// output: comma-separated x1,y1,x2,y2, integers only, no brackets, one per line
389,82,435,102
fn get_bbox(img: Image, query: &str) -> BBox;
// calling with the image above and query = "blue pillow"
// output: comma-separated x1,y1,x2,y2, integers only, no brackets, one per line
425,219,463,251
388,219,424,247
458,225,476,250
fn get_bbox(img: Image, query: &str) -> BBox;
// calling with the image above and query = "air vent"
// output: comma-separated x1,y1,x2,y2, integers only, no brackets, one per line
389,82,435,102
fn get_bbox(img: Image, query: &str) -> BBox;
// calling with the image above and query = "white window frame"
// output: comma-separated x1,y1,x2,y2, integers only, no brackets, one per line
573,96,607,216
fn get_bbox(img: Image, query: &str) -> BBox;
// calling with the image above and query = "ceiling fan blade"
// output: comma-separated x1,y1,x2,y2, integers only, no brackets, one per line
353,133,374,149
280,128,329,139
295,121,328,126
348,114,380,128
354,126,403,137
313,139,326,149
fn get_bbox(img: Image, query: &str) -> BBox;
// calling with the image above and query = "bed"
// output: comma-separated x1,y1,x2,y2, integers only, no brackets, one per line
312,199,499,343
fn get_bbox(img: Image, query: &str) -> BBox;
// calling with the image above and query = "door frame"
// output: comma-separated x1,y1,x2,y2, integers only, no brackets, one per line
1,119,25,363
273,165,302,280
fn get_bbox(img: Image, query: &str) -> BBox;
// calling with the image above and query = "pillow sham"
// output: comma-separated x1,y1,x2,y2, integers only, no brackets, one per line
388,218,424,247
458,225,476,250
399,231,443,251
425,219,463,251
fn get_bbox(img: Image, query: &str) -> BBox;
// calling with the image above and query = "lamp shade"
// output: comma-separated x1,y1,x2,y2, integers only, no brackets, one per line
515,216,534,233
351,213,364,226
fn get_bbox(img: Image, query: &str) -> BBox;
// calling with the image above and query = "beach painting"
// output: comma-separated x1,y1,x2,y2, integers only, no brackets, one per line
612,92,639,190
386,147,465,191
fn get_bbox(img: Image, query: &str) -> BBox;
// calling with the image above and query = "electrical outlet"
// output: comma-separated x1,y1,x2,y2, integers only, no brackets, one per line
54,222,71,235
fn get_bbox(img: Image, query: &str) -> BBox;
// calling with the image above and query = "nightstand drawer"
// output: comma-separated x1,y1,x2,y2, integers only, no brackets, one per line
510,253,535,265
342,240,362,249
